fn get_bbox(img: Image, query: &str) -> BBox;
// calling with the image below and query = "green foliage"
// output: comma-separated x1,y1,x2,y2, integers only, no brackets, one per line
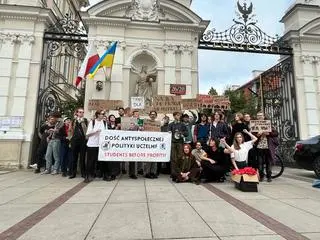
208,87,218,96
223,86,258,115
59,88,85,118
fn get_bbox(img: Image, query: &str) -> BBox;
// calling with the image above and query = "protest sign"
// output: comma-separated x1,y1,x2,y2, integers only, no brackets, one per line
250,120,272,133
98,130,172,162
120,117,137,130
152,95,181,113
88,99,123,111
131,97,145,110
143,119,161,132
170,84,186,95
181,99,199,110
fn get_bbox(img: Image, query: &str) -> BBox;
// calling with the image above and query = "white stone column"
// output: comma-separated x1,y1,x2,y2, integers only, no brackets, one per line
300,55,320,137
163,44,177,95
180,44,193,98
0,34,16,116
11,35,35,117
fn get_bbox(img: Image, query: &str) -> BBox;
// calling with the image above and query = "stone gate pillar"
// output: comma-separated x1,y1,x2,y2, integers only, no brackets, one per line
281,2,320,139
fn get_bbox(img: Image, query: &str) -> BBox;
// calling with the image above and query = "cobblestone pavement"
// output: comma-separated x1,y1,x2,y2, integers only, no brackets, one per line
0,168,319,240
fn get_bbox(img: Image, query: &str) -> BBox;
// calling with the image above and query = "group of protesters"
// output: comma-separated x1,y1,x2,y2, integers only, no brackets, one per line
30,106,279,184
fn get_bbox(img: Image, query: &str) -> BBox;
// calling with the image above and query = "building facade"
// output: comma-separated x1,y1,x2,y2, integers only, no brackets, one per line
0,0,89,168
82,0,208,114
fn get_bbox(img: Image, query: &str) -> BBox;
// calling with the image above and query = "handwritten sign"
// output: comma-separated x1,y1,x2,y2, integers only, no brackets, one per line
170,84,186,95
181,99,199,110
250,120,272,133
152,95,181,113
143,119,161,132
88,100,123,111
120,117,138,130
131,97,145,110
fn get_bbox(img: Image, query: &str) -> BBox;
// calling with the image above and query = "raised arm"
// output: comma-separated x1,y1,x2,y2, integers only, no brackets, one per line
243,129,258,144
220,138,234,154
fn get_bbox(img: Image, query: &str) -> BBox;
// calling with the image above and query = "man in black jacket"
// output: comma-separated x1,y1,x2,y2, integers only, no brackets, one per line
168,112,188,178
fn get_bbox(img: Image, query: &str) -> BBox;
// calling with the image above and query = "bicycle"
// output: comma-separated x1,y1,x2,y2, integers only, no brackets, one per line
271,151,285,179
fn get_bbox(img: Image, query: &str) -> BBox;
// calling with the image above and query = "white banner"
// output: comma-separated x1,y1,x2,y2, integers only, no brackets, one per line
131,97,145,109
98,130,172,162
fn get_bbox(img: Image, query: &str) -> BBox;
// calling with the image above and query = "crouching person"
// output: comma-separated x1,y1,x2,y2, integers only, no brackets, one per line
172,144,200,184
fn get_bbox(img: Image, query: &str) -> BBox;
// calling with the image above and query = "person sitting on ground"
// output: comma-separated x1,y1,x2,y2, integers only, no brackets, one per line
227,129,258,170
202,139,229,182
172,144,200,184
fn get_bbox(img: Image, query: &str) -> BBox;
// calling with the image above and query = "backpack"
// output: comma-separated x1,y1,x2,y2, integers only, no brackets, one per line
92,119,107,129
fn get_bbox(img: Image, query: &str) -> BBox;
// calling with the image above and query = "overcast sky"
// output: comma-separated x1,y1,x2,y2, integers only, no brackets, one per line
88,0,295,94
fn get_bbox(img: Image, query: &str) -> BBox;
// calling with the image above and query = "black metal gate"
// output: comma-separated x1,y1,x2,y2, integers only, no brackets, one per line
36,14,88,127
31,14,88,162
261,57,299,165
198,0,299,164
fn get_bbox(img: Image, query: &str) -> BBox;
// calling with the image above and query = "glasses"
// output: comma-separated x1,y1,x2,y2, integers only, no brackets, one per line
78,111,84,113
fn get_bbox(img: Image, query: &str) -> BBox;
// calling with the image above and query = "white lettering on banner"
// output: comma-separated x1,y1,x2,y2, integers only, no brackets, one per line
98,130,172,162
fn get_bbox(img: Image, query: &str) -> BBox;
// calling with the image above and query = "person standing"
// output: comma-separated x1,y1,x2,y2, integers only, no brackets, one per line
210,111,229,141
34,117,55,173
159,115,170,175
193,114,210,147
60,117,72,177
102,114,120,181
68,108,88,179
231,113,250,142
168,112,188,178
144,111,158,179
255,112,278,182
182,114,193,145
85,110,107,183
42,112,64,175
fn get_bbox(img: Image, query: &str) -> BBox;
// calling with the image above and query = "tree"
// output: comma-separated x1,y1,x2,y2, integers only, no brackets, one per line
223,86,258,116
208,87,218,96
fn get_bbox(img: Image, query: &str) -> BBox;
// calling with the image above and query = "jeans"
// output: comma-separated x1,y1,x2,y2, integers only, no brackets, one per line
45,139,61,172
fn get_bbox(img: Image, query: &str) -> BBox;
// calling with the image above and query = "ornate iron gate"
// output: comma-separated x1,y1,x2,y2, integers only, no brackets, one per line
36,14,88,127
261,57,299,165
198,0,299,165
31,14,88,161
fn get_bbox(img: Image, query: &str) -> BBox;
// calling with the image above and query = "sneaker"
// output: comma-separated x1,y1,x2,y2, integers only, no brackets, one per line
29,163,38,169
41,170,50,175
51,170,58,175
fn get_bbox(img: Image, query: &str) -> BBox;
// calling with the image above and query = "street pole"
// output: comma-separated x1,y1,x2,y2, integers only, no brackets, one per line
260,74,264,113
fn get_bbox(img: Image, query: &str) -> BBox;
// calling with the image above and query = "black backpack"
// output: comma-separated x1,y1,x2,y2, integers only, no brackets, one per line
92,119,107,129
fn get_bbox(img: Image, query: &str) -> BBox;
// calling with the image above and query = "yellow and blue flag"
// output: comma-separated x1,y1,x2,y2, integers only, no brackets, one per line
88,41,117,79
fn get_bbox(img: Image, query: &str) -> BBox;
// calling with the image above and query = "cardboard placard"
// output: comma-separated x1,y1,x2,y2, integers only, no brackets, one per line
131,97,145,110
249,120,271,133
120,117,138,130
170,84,186,95
88,99,123,111
143,119,161,132
181,99,200,110
232,174,259,183
152,95,181,113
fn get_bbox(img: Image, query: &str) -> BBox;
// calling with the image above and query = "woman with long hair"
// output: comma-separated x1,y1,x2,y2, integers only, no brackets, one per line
228,129,258,170
231,112,249,143
173,144,201,184
85,110,107,182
